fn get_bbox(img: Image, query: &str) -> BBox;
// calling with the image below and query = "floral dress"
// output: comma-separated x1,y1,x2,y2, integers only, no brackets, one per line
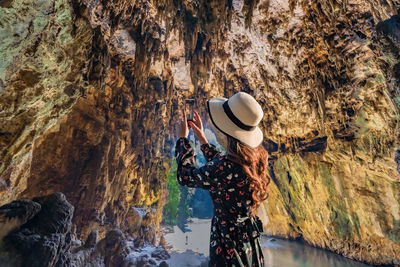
174,137,265,267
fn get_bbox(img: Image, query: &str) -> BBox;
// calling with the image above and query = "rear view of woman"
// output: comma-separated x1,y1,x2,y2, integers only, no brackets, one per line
175,91,271,267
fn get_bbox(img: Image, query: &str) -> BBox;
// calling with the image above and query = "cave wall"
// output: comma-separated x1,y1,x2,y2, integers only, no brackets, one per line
1,0,400,265
0,0,172,241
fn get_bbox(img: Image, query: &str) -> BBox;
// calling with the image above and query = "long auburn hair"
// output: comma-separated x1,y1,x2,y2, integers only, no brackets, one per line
225,135,271,215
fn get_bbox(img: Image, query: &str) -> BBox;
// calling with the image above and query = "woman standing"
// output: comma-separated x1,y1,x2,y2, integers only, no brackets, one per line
175,92,271,267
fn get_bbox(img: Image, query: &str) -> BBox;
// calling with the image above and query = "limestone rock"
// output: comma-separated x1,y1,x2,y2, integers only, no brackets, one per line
1,192,74,267
0,193,172,267
124,206,160,246
0,0,400,265
151,246,170,260
122,242,171,267
101,229,128,267
84,229,98,248
0,199,41,240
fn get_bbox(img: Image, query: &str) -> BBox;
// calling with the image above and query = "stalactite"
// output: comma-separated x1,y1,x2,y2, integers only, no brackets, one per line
0,0,400,264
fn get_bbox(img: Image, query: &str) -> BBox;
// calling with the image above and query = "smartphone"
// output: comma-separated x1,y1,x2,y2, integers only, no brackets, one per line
185,98,195,122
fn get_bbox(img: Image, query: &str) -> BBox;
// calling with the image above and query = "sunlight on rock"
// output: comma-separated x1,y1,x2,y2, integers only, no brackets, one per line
0,0,399,266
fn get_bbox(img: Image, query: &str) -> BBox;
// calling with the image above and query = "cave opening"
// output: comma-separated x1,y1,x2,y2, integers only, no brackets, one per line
160,123,226,257
162,125,224,230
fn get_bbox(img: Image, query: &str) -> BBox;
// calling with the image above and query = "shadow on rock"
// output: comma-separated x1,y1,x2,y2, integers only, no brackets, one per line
0,192,172,267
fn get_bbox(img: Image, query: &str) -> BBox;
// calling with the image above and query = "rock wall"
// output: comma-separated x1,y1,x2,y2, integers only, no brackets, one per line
0,0,170,241
1,0,400,265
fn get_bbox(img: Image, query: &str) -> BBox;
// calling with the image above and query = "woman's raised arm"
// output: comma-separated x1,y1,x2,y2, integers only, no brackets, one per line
174,137,223,191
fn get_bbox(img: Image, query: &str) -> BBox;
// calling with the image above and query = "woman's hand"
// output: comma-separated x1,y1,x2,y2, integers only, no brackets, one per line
188,110,208,145
178,107,189,139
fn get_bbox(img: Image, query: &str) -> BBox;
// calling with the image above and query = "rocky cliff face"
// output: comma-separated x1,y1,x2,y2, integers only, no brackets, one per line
0,0,399,265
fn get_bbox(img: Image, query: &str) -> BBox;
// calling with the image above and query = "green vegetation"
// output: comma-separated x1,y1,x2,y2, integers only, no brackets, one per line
177,185,193,228
319,161,361,239
162,158,195,226
163,159,180,225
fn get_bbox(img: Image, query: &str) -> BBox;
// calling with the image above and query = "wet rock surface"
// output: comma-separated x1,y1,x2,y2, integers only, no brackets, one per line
0,0,400,265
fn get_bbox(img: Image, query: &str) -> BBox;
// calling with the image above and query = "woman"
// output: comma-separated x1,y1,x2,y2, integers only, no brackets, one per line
174,92,271,267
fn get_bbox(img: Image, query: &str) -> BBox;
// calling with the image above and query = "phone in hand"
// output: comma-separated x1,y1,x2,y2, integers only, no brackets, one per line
185,98,195,124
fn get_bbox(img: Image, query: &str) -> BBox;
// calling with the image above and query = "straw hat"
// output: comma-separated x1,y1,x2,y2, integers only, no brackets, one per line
207,92,264,149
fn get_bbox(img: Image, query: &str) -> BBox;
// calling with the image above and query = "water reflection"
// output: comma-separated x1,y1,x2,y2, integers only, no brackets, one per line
261,237,372,267
162,217,211,255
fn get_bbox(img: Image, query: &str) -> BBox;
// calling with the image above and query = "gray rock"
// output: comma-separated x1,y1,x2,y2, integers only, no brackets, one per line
151,246,170,260
0,199,41,240
158,261,169,267
101,228,128,267
2,192,74,267
84,230,98,248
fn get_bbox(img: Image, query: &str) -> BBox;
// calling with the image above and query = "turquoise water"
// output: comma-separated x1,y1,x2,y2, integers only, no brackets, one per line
261,237,372,267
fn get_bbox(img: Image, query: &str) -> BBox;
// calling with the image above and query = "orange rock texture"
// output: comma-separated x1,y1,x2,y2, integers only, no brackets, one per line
0,0,399,265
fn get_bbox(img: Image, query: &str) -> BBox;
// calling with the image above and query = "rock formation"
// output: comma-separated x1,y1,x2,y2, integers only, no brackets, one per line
0,0,399,265
0,192,172,267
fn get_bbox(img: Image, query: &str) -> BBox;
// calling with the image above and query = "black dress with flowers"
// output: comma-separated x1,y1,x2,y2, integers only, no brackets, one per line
174,137,265,267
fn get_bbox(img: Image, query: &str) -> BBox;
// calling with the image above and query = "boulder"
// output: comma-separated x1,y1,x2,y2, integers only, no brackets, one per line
0,199,41,240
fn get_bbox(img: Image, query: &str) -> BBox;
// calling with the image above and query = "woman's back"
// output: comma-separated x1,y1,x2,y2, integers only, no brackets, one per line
206,154,254,220
176,92,267,266
175,138,264,266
